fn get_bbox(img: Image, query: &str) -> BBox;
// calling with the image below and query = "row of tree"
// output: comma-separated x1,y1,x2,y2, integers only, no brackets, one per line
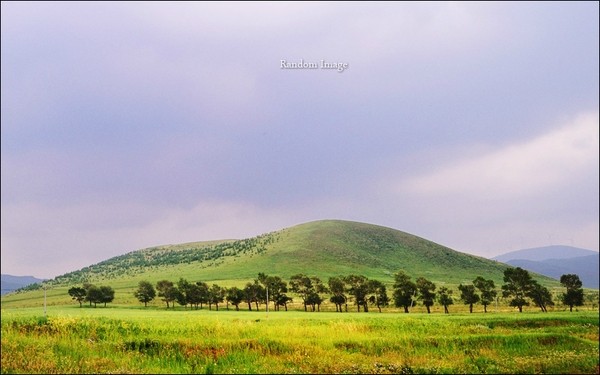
67,283,115,307
69,268,587,313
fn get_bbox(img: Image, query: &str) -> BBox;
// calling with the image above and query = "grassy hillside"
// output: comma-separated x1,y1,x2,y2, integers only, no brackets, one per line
1,220,560,308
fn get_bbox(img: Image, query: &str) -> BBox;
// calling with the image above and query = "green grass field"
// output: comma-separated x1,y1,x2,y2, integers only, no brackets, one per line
2,306,598,374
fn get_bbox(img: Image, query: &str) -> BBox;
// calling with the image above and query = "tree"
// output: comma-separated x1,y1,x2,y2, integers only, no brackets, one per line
258,274,290,311
289,274,314,312
393,270,416,313
416,277,436,314
275,294,293,311
560,274,584,312
156,280,178,308
328,277,347,312
68,287,87,307
437,287,453,313
306,291,324,312
86,285,102,308
344,275,372,312
176,278,191,309
99,285,115,307
244,280,264,311
134,281,156,307
473,276,497,313
208,284,225,311
83,283,95,307
458,284,479,313
188,282,208,310
368,279,389,313
527,280,554,312
502,267,534,312
226,287,245,311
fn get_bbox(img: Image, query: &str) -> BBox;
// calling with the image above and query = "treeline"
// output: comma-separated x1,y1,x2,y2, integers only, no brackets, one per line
68,267,589,313
67,283,115,308
57,232,281,285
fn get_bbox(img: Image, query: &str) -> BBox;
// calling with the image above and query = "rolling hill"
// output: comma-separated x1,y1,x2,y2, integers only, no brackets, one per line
493,245,598,262
1,220,560,308
492,246,599,289
1,274,45,295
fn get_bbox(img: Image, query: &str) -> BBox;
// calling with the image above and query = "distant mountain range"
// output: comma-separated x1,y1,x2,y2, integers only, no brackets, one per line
492,246,599,289
1,274,45,295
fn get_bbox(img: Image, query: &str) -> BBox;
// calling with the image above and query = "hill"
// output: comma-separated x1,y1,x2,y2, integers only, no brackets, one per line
1,220,560,307
492,246,599,289
492,245,598,262
505,255,599,289
1,274,45,295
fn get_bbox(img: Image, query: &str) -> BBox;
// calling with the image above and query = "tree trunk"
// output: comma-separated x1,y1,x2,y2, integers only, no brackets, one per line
403,306,409,313
444,305,449,314
426,305,431,314
469,304,473,313
483,304,487,313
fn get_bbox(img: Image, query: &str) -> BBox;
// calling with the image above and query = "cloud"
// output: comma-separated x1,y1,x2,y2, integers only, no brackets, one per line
383,111,599,254
401,111,598,199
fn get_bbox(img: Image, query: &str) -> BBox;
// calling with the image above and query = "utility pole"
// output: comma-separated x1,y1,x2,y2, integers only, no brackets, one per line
266,286,269,318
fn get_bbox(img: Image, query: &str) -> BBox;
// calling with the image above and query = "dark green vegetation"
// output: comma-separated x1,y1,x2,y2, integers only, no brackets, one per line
1,308,598,374
3,220,565,309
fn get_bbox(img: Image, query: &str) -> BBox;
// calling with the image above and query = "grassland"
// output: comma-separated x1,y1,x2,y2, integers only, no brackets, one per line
1,305,598,374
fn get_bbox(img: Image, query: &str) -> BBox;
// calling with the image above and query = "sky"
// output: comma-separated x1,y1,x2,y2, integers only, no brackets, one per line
1,2,598,279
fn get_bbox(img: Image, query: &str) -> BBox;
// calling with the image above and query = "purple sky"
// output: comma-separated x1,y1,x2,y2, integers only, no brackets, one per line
2,2,598,279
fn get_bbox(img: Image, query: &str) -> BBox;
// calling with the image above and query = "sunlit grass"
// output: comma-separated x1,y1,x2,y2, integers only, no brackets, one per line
1,306,597,374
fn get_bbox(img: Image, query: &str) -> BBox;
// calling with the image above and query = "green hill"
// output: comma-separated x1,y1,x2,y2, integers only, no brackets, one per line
1,220,559,308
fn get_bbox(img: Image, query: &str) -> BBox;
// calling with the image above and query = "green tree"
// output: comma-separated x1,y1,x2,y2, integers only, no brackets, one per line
226,287,245,311
560,274,584,312
473,276,497,313
188,282,208,310
502,267,534,312
458,284,479,313
393,270,416,313
176,278,190,309
328,276,347,312
83,283,95,307
134,281,156,307
275,294,293,311
99,285,115,307
68,286,87,307
86,285,102,308
306,291,324,312
156,280,178,308
437,287,453,313
344,275,372,312
416,277,436,314
289,274,314,312
258,274,290,311
208,284,225,311
527,280,554,312
244,280,264,311
368,279,389,312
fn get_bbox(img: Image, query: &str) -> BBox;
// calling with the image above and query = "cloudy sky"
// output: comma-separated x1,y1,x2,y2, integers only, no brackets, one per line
2,2,598,279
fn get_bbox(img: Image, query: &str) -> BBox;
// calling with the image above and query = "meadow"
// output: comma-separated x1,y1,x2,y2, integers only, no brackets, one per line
1,306,598,374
